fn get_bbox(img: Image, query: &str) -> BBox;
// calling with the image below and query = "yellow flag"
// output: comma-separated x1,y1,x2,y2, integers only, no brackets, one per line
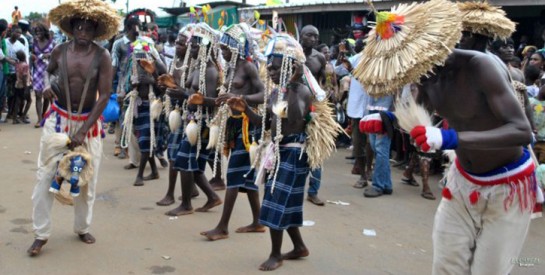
254,10,261,20
266,0,284,6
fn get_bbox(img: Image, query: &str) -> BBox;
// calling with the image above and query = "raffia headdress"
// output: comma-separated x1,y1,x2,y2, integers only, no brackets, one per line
48,0,121,41
457,1,515,40
353,0,462,96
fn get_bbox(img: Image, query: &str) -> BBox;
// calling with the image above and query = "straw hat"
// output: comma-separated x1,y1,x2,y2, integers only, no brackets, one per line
48,0,121,41
353,0,462,97
457,1,515,40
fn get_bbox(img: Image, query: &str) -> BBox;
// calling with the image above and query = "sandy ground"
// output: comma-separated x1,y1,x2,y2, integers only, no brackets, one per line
0,110,544,275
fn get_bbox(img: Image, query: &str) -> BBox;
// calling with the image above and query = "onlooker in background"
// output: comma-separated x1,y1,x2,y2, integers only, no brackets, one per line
162,33,176,69
336,39,371,187
12,50,30,124
490,38,525,82
11,6,22,25
362,94,394,198
520,45,537,71
32,23,55,127
5,26,27,122
530,87,545,163
529,50,545,77
0,19,16,122
525,65,542,98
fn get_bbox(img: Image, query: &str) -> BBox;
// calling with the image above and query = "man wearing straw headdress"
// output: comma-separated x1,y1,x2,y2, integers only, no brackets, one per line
28,0,119,256
356,0,538,273
458,0,536,158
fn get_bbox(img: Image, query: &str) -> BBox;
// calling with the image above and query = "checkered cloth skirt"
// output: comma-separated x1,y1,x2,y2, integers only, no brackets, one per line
133,101,153,153
259,133,310,230
173,119,210,172
167,125,184,161
226,118,261,191
155,113,170,156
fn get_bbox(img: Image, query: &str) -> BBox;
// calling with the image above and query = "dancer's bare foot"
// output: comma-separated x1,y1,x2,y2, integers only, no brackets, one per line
78,233,96,244
210,177,226,191
235,224,266,233
156,196,175,206
282,247,309,260
195,198,222,212
200,228,229,241
133,177,144,186
259,256,283,271
143,173,160,181
165,205,194,216
27,239,47,256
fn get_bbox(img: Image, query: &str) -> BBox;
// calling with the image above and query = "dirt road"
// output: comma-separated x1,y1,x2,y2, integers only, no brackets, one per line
0,114,543,274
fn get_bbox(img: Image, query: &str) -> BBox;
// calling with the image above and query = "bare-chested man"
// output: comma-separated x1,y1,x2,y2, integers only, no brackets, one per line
416,48,535,275
28,0,118,256
358,2,536,273
300,25,327,206
166,23,222,216
226,33,312,271
200,23,266,241
156,26,195,206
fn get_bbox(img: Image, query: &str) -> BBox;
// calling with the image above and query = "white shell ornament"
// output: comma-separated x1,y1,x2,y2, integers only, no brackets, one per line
168,107,182,132
272,101,288,118
150,99,163,120
185,120,199,146
206,124,219,150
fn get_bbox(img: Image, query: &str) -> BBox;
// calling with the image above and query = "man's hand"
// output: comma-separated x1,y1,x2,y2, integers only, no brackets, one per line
410,126,458,152
290,60,303,83
359,113,385,134
226,97,247,113
68,131,86,150
42,86,58,101
215,93,236,105
188,93,204,105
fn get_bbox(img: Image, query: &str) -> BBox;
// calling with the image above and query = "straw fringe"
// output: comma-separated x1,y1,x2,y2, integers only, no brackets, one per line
305,100,346,170
457,2,516,40
354,0,462,97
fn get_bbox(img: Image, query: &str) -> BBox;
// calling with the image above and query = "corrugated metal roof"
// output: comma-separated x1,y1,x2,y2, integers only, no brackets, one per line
238,0,393,11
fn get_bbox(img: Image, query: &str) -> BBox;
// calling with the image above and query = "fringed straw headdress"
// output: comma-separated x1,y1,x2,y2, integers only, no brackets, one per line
457,1,516,40
48,0,121,41
353,0,462,96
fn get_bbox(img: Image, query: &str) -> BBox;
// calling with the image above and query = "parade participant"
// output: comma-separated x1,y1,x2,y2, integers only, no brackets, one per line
156,24,196,206
165,22,222,216
32,23,56,128
228,33,311,271
111,17,142,161
356,0,537,273
120,19,167,187
200,23,266,241
458,1,535,138
28,0,118,256
300,25,326,206
228,32,342,271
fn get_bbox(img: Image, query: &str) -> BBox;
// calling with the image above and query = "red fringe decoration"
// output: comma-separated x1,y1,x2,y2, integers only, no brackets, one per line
442,187,452,200
469,190,480,205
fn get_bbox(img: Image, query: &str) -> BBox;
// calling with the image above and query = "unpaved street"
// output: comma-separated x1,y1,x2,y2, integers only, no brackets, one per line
0,111,543,275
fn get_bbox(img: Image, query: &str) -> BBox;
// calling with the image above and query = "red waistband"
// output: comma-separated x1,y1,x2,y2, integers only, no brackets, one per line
455,157,535,186
50,102,90,121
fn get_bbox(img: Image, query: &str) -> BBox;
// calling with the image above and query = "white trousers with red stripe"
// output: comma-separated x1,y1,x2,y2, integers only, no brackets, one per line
32,113,103,240
432,164,532,275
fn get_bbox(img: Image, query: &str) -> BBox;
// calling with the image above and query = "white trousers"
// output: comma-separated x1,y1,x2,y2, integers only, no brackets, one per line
432,165,532,275
32,113,103,240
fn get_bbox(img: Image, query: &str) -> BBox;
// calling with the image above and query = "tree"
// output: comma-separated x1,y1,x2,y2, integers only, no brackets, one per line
25,12,45,21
